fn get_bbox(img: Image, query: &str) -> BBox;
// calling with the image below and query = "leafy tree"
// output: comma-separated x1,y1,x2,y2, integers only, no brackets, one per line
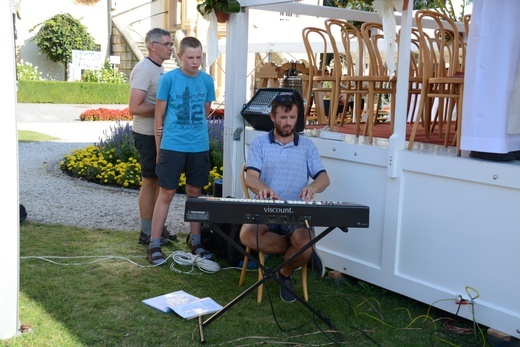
323,0,472,22
323,0,374,11
30,13,97,80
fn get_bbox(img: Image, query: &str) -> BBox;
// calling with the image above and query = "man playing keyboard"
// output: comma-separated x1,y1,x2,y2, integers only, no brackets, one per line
240,94,330,303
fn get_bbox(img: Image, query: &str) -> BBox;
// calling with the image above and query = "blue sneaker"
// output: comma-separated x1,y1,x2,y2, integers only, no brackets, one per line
277,272,296,303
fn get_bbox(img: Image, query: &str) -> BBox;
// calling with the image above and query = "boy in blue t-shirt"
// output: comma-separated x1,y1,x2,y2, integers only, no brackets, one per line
147,37,216,265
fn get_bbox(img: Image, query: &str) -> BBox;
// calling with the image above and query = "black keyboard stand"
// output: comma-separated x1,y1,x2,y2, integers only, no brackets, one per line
197,224,345,344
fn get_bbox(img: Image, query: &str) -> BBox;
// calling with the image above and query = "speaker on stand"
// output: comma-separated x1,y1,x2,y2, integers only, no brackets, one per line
240,88,305,133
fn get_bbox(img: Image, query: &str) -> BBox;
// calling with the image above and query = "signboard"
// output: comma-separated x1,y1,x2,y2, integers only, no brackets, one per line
109,55,120,65
72,50,102,70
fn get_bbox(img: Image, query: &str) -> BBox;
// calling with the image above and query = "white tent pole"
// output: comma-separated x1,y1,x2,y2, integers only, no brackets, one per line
222,9,250,198
387,0,413,178
0,0,21,339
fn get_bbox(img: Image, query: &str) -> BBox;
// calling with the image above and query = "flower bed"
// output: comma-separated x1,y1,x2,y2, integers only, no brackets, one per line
61,109,225,195
79,107,132,121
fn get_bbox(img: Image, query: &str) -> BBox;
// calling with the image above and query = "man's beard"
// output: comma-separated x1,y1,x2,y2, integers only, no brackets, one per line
275,124,294,137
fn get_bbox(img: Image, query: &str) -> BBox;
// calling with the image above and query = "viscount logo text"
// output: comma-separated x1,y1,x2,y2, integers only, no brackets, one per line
264,206,294,214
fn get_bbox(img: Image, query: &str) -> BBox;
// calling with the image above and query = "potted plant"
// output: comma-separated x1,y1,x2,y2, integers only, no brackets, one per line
197,0,241,23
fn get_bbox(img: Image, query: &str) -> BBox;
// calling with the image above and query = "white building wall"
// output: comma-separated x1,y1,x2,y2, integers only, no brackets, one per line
15,0,110,81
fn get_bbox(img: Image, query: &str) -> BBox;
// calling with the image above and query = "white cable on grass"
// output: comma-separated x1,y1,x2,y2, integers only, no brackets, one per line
20,251,221,273
169,250,221,274
20,255,157,267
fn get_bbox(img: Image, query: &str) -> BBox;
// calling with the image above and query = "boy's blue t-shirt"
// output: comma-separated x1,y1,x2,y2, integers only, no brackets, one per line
156,69,216,152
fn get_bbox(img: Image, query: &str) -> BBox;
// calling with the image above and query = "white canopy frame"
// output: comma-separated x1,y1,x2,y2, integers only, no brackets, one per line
222,0,413,197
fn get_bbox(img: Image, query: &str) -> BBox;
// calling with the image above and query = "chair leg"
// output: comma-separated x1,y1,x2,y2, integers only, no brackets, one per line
239,250,308,303
238,246,251,287
456,89,463,156
256,252,265,303
238,247,267,303
444,98,456,148
354,93,363,137
301,263,308,302
365,85,375,144
408,90,427,150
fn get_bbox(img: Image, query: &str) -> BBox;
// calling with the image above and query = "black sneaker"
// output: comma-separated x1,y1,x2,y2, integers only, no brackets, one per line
277,273,296,303
161,226,178,241
308,248,326,278
138,232,172,246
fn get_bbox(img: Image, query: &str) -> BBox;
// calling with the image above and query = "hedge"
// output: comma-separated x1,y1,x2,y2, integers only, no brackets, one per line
17,80,130,104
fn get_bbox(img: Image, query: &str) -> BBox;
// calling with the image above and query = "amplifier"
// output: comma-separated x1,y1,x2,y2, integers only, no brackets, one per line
241,88,305,132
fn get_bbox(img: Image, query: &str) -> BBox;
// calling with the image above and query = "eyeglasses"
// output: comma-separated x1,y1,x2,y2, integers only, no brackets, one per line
273,94,295,103
153,41,174,48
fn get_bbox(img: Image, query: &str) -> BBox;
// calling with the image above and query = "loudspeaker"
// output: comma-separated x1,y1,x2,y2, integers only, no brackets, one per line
241,88,305,132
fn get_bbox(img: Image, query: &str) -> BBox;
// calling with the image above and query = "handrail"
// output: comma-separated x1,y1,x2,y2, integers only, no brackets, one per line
111,0,157,19
127,11,167,29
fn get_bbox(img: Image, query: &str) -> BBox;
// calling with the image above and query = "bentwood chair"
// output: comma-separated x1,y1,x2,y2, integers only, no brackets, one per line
359,22,397,143
399,27,429,127
325,19,367,133
302,26,339,128
238,163,308,303
408,10,465,155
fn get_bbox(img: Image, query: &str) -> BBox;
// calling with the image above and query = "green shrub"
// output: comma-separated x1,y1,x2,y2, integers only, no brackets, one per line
83,61,127,83
60,120,224,194
17,61,42,81
17,80,129,104
208,117,224,171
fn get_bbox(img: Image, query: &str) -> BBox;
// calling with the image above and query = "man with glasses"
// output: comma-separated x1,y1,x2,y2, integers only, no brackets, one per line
240,94,330,303
129,28,176,247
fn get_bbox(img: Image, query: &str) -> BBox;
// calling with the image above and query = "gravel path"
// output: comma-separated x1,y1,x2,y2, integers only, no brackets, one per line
18,103,189,234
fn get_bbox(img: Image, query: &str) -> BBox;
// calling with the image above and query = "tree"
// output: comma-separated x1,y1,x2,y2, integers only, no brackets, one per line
323,0,472,22
30,13,97,80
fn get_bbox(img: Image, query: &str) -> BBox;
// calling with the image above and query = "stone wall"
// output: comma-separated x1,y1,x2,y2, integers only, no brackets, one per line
111,25,139,80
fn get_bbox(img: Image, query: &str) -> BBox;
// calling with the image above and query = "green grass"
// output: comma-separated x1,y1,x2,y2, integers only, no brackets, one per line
3,221,487,347
18,130,59,142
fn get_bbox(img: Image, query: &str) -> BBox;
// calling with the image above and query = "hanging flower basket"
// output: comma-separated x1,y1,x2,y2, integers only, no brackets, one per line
196,0,241,20
214,8,229,23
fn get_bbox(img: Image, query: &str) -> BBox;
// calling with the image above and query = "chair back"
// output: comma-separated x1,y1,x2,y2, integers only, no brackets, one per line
325,19,364,79
360,22,391,78
415,10,465,80
240,163,250,199
302,26,337,123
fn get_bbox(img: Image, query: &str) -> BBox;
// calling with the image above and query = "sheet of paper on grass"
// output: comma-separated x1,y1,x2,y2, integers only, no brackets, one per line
142,290,222,319
170,297,223,320
142,290,199,313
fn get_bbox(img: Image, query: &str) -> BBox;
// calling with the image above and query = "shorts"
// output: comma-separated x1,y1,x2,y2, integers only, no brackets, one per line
155,149,210,190
267,224,303,238
132,132,157,179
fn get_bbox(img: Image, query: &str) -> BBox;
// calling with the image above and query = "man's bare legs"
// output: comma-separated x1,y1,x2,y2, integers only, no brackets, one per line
139,176,157,227
138,177,176,245
185,184,214,259
240,224,313,276
240,224,316,302
147,187,175,264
